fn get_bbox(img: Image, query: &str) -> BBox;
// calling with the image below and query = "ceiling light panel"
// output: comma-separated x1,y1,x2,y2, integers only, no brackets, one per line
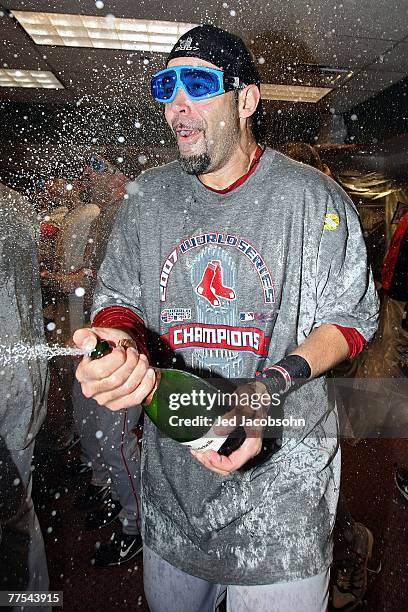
12,11,197,53
0,69,64,89
260,83,332,103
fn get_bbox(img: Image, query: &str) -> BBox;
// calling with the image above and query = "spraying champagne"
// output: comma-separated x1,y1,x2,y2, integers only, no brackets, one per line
89,340,280,469
90,339,244,453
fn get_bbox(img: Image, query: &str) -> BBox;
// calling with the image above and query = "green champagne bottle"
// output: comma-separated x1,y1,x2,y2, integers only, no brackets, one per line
145,368,244,452
89,340,243,453
89,340,112,360
88,339,283,468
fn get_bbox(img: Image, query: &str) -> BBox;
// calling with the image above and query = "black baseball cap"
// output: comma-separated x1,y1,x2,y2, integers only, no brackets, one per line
167,24,260,88
167,24,265,140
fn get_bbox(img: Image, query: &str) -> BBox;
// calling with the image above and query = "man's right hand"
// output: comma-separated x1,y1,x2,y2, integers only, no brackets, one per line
73,326,156,411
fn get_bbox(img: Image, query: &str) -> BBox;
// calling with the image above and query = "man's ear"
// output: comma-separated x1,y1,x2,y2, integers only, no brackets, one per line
238,84,261,119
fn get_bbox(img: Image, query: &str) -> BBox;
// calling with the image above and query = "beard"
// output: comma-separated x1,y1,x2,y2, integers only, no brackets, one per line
172,95,240,176
172,120,210,175
178,152,211,175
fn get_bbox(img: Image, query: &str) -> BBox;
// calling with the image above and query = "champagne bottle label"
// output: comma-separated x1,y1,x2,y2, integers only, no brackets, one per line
180,427,228,452
181,426,247,454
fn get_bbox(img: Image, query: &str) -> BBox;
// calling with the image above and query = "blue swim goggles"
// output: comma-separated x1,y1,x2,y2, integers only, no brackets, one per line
151,65,243,103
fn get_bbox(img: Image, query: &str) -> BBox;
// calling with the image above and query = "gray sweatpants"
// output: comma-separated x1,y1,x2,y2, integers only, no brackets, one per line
0,438,49,612
144,546,329,612
72,380,142,534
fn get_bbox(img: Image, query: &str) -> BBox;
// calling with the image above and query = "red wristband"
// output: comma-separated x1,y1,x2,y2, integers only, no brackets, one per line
333,325,366,359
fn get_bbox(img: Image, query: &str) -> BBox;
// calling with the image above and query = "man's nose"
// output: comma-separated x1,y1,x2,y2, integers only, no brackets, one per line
169,86,192,113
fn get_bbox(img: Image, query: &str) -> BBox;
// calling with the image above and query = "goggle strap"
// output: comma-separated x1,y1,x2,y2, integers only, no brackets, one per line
223,76,246,91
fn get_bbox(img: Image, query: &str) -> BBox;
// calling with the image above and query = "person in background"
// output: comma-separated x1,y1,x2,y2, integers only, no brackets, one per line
74,25,378,612
380,208,408,501
36,178,81,275
37,177,77,227
45,156,143,566
0,184,49,603
41,167,121,453
43,174,99,332
38,177,85,452
76,156,144,567
279,141,331,176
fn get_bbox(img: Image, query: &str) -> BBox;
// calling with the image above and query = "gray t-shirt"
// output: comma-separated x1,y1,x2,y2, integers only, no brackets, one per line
93,148,379,584
0,195,49,450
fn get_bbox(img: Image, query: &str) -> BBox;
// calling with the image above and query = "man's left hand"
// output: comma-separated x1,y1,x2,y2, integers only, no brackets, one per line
191,436,263,476
190,380,270,476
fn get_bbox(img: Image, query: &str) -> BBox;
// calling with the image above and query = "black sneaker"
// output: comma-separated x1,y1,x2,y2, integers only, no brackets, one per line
74,484,111,511
332,523,374,610
395,465,408,501
85,498,122,531
92,532,143,567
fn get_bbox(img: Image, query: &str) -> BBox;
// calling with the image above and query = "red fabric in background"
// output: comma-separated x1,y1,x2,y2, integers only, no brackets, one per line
40,222,60,238
382,210,408,292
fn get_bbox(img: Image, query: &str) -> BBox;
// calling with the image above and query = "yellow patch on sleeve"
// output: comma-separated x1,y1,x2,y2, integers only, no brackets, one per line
324,213,340,231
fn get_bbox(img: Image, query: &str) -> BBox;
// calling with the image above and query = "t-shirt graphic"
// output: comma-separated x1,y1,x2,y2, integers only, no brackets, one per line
160,238,276,377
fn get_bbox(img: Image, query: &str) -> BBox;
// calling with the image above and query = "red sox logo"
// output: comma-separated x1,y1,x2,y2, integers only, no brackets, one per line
195,259,236,307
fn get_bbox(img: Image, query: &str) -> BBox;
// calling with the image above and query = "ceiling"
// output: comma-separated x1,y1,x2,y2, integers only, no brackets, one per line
0,0,407,112
0,0,407,190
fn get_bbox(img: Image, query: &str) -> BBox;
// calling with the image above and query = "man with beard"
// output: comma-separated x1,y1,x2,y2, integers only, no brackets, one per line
73,25,379,611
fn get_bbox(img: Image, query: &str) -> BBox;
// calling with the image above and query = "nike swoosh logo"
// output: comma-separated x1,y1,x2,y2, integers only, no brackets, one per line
119,541,139,558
